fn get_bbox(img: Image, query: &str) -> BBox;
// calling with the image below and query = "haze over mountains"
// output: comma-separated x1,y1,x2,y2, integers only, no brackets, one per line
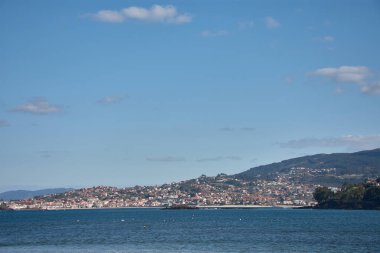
0,188,73,201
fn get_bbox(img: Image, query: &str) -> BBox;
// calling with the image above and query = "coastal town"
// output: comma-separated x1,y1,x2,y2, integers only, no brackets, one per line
1,167,339,210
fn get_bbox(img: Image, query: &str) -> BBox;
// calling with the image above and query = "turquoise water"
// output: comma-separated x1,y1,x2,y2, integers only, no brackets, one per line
0,208,379,252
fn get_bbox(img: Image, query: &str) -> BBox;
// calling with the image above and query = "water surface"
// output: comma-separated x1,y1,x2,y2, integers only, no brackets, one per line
1,208,379,252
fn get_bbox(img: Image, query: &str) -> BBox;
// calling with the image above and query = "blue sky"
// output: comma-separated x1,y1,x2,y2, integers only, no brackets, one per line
1,0,380,191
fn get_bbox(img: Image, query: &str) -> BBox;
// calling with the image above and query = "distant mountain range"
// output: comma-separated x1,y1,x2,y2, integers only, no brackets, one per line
0,188,74,201
234,148,380,186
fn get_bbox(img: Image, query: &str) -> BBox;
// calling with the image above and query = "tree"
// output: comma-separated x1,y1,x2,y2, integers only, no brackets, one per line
363,186,380,202
339,185,365,202
313,187,334,204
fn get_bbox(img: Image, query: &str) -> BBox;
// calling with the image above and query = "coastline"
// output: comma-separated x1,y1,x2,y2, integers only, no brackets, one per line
198,204,302,209
8,204,304,211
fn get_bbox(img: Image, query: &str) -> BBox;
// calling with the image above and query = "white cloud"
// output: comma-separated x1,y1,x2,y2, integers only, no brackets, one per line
311,66,371,85
264,16,280,29
361,81,380,95
174,14,192,24
98,95,126,105
93,10,125,23
122,6,151,20
13,98,60,115
196,156,241,162
280,135,380,150
0,120,9,127
310,65,380,95
146,156,186,162
201,30,229,37
91,5,192,24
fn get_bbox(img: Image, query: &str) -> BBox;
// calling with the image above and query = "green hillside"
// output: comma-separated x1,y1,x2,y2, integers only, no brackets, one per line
234,148,380,186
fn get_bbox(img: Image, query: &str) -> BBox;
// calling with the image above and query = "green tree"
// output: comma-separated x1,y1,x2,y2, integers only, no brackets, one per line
363,186,380,202
313,187,334,204
339,185,365,202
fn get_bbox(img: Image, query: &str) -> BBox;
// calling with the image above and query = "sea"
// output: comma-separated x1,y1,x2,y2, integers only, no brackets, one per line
0,208,379,253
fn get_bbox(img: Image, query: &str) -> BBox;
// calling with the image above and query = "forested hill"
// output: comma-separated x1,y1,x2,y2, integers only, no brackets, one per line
233,148,380,186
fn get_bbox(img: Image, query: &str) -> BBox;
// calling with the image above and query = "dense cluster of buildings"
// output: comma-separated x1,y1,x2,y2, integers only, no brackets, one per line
3,167,334,210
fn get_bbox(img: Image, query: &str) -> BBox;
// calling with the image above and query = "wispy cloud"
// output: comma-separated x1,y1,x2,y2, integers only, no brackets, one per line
311,66,370,85
38,151,52,158
238,20,255,30
146,156,186,162
284,76,295,85
280,135,380,150
201,30,229,38
361,81,380,95
220,127,234,132
0,120,10,127
335,87,344,95
241,127,255,132
317,35,335,42
196,156,241,162
264,16,280,29
98,95,126,105
89,5,192,24
12,98,60,115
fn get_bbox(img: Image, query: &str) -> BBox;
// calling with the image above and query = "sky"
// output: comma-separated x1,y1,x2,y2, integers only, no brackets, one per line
1,0,380,191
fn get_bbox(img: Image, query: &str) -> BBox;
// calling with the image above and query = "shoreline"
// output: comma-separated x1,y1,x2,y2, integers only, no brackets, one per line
198,205,302,209
8,204,304,211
